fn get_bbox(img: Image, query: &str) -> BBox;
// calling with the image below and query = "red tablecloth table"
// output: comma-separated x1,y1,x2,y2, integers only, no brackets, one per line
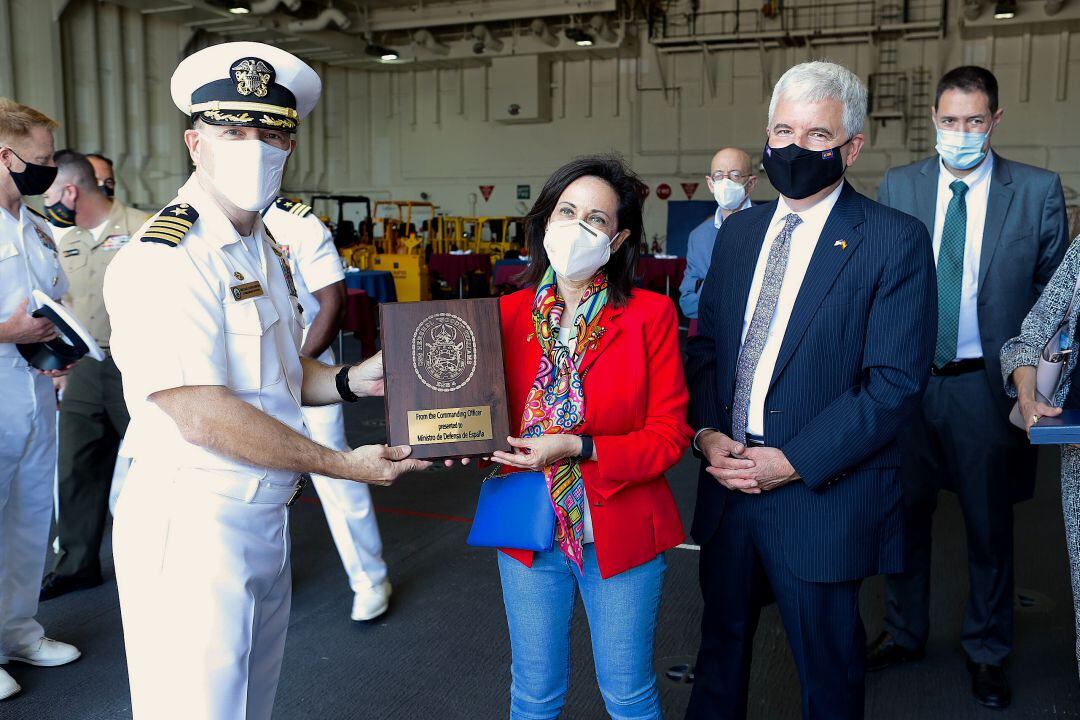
493,258,529,288
428,253,493,295
636,256,687,297
342,289,377,358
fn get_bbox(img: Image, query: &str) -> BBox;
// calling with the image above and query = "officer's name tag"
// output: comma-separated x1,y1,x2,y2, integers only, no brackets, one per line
230,281,264,301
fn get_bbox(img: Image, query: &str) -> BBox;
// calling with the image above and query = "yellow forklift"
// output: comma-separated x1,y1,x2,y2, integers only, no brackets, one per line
370,200,437,302
433,216,525,256
310,194,374,269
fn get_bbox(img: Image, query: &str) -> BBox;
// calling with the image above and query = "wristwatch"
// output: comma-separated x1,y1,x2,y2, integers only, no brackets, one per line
335,365,360,403
578,435,594,460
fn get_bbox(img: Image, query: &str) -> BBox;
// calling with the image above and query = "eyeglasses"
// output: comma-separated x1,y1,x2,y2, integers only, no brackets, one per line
709,171,749,183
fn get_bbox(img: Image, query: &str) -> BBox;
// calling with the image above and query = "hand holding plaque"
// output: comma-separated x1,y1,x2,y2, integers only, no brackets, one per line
380,299,511,460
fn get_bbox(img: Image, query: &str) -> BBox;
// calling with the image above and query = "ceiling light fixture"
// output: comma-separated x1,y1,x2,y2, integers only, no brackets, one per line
993,0,1017,18
228,1,251,14
365,44,399,62
565,27,594,47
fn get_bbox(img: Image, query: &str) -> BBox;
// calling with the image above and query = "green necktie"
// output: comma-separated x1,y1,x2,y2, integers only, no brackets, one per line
934,179,969,367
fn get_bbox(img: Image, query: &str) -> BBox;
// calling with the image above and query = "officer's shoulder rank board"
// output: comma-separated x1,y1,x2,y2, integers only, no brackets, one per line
141,203,198,247
274,196,312,218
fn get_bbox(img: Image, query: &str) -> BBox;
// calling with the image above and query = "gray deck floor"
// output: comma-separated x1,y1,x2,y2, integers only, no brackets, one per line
11,368,1080,719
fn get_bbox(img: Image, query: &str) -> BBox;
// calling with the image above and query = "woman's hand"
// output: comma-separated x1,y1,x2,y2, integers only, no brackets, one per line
1019,393,1061,437
490,434,583,472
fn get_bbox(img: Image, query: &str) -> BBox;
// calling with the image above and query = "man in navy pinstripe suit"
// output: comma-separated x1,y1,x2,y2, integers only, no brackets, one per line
684,61,937,720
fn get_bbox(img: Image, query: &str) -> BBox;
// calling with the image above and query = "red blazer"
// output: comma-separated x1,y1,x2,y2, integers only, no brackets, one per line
498,287,692,579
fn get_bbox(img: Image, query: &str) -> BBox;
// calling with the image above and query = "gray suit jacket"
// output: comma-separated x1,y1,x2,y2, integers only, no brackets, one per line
878,151,1068,415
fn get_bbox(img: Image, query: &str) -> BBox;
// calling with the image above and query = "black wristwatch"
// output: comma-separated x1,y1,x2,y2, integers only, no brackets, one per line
578,435,594,460
335,365,360,403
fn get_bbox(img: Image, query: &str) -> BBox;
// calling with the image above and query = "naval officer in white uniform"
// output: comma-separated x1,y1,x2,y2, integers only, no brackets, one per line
0,98,81,702
103,42,431,720
263,197,392,621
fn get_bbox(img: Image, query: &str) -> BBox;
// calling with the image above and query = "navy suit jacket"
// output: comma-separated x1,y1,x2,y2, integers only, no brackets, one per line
685,182,937,583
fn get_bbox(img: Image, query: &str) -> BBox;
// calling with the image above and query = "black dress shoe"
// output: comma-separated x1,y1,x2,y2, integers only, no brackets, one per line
39,572,103,601
865,631,925,671
967,660,1011,709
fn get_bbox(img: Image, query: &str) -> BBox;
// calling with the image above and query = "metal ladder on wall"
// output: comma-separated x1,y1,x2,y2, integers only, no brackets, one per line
907,68,933,152
869,28,907,123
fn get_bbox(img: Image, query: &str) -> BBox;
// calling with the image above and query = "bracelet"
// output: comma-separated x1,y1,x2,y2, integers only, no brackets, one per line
335,365,360,403
579,435,593,460
692,427,718,453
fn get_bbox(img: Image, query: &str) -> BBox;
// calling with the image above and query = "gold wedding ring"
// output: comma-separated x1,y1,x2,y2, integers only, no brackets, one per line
1032,414,1040,427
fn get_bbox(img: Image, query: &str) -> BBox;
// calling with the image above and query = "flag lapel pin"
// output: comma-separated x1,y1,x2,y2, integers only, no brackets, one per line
834,239,847,250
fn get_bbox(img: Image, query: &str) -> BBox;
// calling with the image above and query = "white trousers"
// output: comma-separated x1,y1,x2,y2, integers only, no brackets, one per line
304,400,388,591
114,463,292,720
0,364,53,652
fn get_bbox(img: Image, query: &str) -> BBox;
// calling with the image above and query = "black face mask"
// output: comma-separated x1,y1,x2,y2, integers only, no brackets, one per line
4,148,58,197
761,139,851,200
45,198,76,228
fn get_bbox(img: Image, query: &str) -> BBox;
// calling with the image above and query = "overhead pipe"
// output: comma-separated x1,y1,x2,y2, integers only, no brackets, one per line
472,24,504,52
249,0,302,13
413,29,450,55
288,7,351,32
588,14,617,43
963,0,984,19
530,19,559,47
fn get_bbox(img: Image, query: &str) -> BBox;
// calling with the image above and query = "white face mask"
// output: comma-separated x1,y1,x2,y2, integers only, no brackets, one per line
198,132,289,212
712,177,747,211
543,219,614,283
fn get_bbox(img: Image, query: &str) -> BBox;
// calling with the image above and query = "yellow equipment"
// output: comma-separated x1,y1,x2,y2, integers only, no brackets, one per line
372,253,430,302
372,200,436,254
432,216,525,256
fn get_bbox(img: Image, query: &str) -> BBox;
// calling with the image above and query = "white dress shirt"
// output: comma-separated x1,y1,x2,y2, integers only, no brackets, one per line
104,174,309,484
932,153,993,361
740,182,844,438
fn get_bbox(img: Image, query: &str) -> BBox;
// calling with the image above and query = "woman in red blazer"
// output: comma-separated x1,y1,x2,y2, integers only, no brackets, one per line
489,155,691,720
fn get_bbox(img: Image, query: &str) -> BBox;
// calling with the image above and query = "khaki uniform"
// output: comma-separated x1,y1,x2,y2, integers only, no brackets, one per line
49,200,150,584
59,199,151,347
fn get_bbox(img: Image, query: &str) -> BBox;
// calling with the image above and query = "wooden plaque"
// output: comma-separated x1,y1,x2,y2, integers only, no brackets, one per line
380,298,511,459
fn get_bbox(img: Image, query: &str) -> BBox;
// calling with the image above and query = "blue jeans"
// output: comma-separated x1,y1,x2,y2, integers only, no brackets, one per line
498,545,667,720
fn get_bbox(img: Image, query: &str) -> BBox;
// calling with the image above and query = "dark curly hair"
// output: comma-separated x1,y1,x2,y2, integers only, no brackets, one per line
519,154,646,307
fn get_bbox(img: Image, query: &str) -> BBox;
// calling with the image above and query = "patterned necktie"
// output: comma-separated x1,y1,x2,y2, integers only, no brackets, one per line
731,213,803,444
934,180,969,368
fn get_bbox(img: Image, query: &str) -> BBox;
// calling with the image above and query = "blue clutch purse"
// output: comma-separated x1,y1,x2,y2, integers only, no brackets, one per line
467,469,555,552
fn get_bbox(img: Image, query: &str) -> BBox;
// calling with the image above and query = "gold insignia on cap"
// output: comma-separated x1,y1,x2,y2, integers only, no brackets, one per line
202,109,255,125
260,114,295,130
233,58,272,98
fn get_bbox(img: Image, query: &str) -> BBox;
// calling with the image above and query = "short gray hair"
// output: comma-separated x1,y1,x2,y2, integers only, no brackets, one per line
768,61,867,139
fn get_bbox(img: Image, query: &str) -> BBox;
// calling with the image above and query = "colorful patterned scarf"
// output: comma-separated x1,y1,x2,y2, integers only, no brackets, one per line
520,266,608,570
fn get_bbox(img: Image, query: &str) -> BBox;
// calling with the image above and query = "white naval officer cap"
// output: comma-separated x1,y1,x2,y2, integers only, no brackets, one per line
171,41,321,133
